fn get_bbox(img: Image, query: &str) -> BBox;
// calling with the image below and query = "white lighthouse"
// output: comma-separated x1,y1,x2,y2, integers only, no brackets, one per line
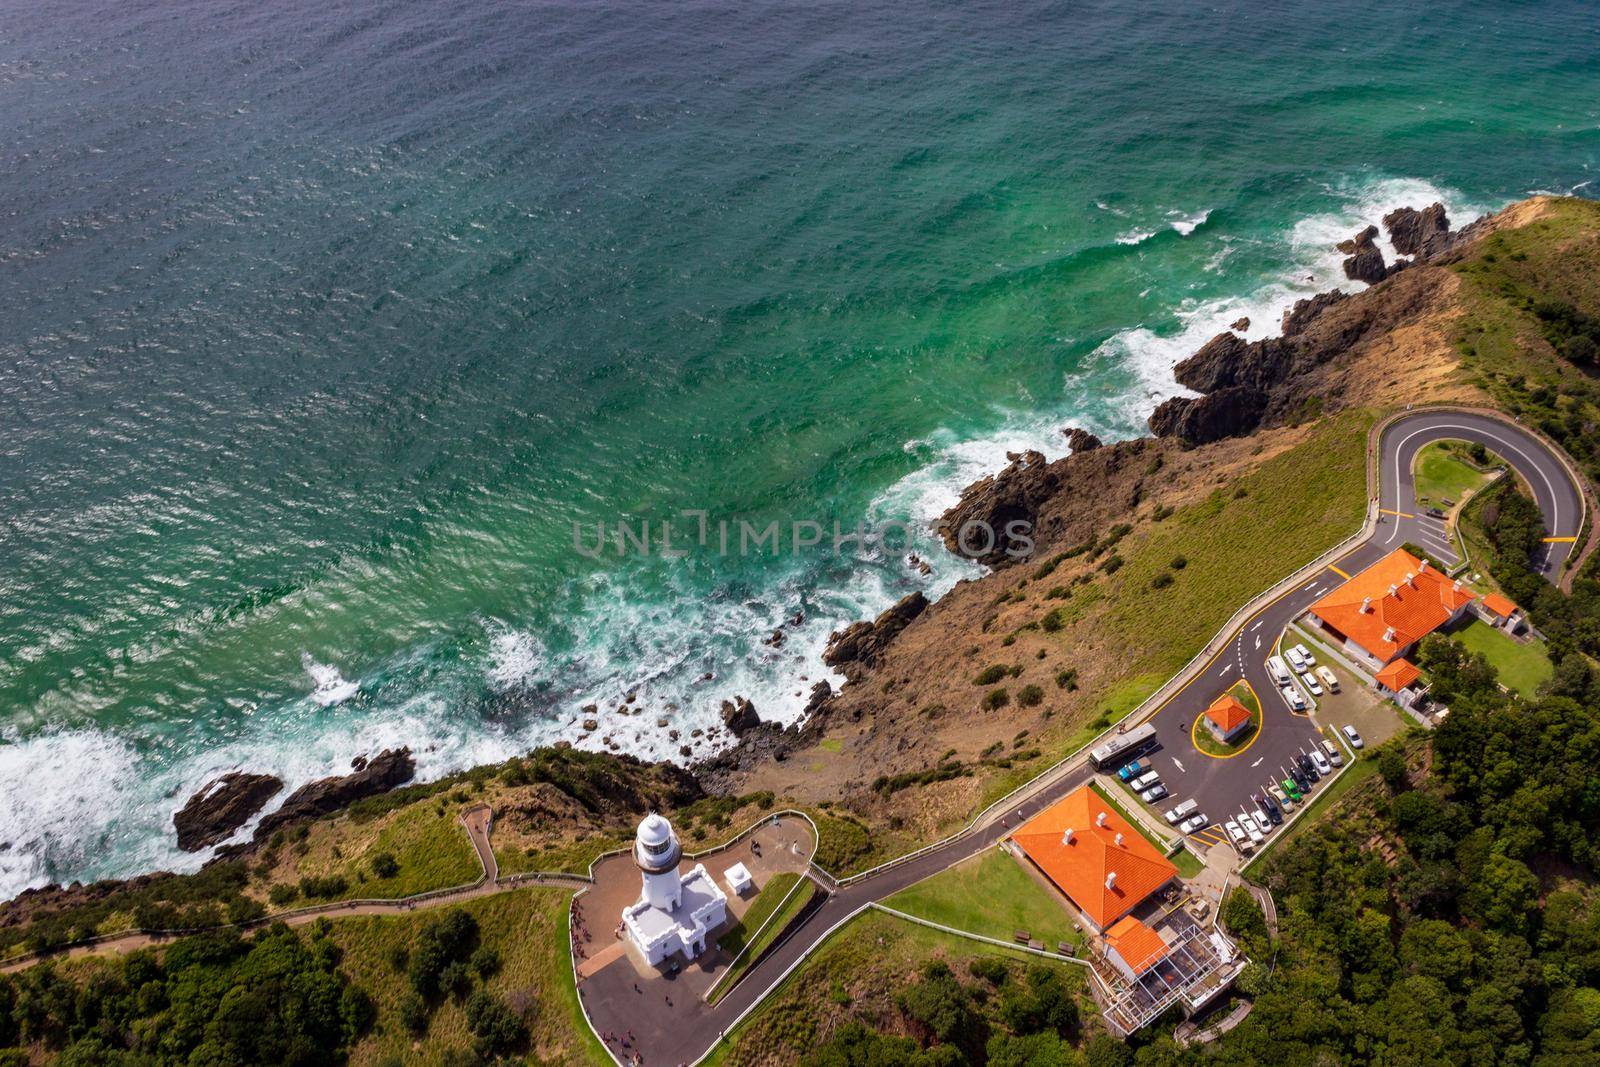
620,812,728,965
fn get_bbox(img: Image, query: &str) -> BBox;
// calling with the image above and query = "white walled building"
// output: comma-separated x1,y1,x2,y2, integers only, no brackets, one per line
621,813,728,966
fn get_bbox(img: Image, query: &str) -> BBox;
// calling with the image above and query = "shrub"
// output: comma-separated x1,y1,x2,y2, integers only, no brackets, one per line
984,688,1011,710
466,989,528,1057
1151,572,1174,589
267,883,300,907
974,664,1009,685
1169,555,1187,569
297,874,349,900
1017,684,1045,708
398,991,430,1035
1054,668,1078,691
471,945,502,979
1040,608,1067,633
369,852,400,879
969,957,1010,985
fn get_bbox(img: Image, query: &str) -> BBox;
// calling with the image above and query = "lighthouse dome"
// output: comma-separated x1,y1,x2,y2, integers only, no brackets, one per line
634,812,681,872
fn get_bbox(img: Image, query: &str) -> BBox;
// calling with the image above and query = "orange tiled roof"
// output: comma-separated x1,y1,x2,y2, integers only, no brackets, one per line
1105,915,1170,975
1205,694,1252,734
1375,658,1421,691
1310,549,1475,662
1481,593,1517,618
1012,786,1177,929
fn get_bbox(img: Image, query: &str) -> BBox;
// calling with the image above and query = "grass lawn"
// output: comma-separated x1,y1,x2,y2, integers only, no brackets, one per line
710,874,819,1004
1412,441,1494,509
1169,842,1206,879
331,887,609,1067
1192,680,1261,757
495,832,630,879
1453,617,1554,698
255,800,484,911
702,909,1090,1067
1088,781,1165,851
884,847,1083,950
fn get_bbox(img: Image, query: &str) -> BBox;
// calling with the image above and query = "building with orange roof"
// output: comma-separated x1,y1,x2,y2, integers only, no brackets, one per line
1308,548,1476,667
1375,658,1422,695
1203,693,1253,744
1478,592,1524,633
1104,915,1171,981
1012,785,1177,931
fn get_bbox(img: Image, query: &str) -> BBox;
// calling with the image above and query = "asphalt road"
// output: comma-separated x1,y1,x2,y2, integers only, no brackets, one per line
606,408,1586,1066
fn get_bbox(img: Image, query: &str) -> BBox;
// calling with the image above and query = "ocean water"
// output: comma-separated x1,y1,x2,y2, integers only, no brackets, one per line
2,0,1597,898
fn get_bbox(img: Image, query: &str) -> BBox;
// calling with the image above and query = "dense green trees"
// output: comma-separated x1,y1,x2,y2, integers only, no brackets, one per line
0,922,370,1064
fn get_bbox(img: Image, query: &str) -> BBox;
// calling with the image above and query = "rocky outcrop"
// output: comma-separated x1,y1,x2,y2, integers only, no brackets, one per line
823,592,929,679
1062,427,1102,453
173,772,283,851
1339,225,1388,284
1147,386,1267,445
254,748,416,838
1280,290,1348,337
1384,203,1452,258
1230,316,1250,331
934,451,1058,567
721,696,762,736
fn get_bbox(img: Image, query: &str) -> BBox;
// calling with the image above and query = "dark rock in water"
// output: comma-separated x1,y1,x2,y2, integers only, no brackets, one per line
1281,290,1348,337
1147,386,1267,445
721,696,762,736
934,451,1056,567
1339,225,1388,285
822,592,929,679
1383,203,1453,259
350,755,368,772
1230,317,1250,332
174,772,283,852
254,748,415,839
1062,427,1102,453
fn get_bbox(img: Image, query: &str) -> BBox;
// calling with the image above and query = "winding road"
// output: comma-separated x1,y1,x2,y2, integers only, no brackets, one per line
2,410,1588,1067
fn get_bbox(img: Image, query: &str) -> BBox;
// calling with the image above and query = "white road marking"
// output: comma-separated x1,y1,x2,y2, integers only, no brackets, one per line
1254,635,1262,650
1172,758,1186,773
1250,620,1263,631
1250,757,1264,768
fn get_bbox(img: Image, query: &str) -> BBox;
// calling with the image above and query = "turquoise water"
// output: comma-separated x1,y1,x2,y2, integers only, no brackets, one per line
2,0,1597,895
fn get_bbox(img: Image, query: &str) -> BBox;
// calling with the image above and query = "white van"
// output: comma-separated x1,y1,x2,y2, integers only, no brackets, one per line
1165,798,1199,824
1131,770,1160,790
1291,643,1316,668
1320,738,1345,767
1316,665,1340,692
1224,820,1253,853
1284,647,1307,673
1267,655,1292,685
1282,684,1306,711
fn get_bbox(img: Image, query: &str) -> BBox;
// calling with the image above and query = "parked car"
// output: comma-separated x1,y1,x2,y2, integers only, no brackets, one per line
1342,724,1365,749
1258,792,1283,824
1180,812,1209,834
1224,820,1253,853
1282,684,1306,711
1320,738,1344,767
1165,798,1199,824
1284,647,1307,672
1239,814,1266,845
1309,748,1333,776
1289,766,1310,792
1117,758,1149,782
1295,753,1318,779
1281,777,1303,801
1131,770,1160,790
1316,665,1340,692
1291,643,1316,667
1304,673,1324,696
1268,783,1293,809
1140,783,1168,803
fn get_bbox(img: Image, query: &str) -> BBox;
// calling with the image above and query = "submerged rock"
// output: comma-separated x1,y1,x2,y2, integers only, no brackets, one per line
173,772,283,852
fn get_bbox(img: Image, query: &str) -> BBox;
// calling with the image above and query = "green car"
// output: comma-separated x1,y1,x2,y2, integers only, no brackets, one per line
1282,778,1303,801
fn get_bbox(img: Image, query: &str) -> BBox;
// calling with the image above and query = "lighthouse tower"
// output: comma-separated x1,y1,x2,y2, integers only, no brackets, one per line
634,812,683,910
620,812,729,965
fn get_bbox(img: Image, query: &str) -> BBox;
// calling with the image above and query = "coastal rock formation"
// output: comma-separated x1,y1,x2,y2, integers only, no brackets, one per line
934,451,1058,567
720,696,762,736
1384,203,1453,258
1062,427,1102,452
1339,225,1388,284
822,592,929,678
1230,316,1250,331
254,747,416,838
173,772,283,851
1147,386,1267,445
1281,289,1348,336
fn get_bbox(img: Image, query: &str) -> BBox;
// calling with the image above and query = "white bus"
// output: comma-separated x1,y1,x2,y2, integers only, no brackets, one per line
1089,722,1157,770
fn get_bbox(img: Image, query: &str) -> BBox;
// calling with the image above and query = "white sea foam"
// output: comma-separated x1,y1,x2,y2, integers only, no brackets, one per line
1169,208,1212,235
1116,228,1157,246
485,627,544,690
302,653,359,706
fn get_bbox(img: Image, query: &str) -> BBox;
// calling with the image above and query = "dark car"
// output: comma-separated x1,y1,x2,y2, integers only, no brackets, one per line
1289,766,1310,792
1296,753,1319,779
1257,792,1283,824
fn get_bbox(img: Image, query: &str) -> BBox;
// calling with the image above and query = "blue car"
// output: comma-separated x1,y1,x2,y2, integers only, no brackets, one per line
1117,758,1149,782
